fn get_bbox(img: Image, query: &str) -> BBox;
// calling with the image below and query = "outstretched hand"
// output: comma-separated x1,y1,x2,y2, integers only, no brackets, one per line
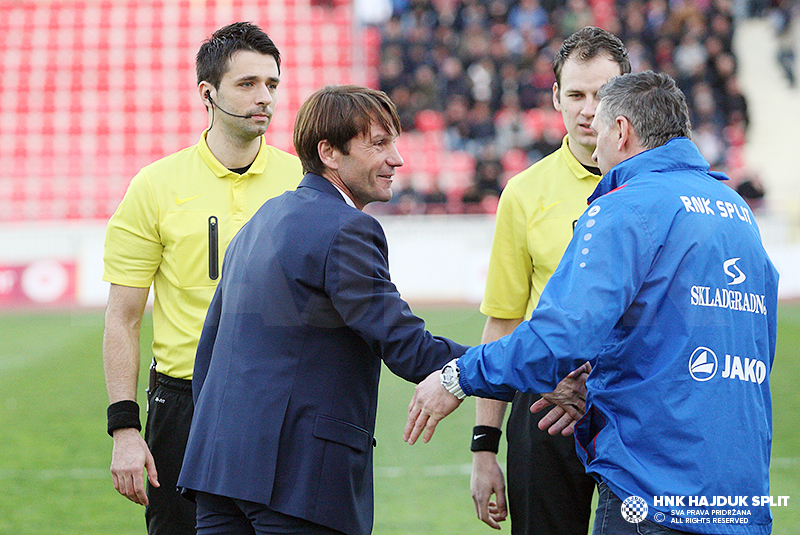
403,369,463,445
530,361,591,436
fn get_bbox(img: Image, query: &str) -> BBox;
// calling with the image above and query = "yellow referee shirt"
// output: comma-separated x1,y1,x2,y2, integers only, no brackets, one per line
480,136,601,321
103,132,303,379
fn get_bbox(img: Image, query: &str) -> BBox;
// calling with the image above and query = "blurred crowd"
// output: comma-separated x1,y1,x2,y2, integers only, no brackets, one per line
373,0,788,215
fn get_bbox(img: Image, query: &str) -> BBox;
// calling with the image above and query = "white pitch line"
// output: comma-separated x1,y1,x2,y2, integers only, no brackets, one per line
1,459,798,480
376,458,800,478
0,468,109,480
771,457,800,469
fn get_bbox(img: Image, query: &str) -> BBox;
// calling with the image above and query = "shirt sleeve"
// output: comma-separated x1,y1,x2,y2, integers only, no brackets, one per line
480,183,533,319
103,170,163,288
460,194,656,398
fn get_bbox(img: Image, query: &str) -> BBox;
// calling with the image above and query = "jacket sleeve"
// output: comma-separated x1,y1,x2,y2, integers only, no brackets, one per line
324,214,468,383
460,194,656,398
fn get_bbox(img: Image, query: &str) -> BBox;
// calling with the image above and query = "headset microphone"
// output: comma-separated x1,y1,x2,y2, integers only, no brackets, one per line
205,92,253,119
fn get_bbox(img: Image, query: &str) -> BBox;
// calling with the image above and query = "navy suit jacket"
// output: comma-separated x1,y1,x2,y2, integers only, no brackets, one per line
178,173,468,535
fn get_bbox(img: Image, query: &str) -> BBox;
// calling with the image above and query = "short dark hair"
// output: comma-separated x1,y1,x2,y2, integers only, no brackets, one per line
196,22,281,88
596,71,692,149
553,27,631,87
293,85,402,176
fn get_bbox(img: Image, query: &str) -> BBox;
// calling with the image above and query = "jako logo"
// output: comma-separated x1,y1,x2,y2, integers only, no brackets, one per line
723,258,746,285
689,347,718,381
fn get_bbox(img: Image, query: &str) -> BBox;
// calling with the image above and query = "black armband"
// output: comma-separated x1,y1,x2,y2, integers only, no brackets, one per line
107,400,142,436
470,425,502,453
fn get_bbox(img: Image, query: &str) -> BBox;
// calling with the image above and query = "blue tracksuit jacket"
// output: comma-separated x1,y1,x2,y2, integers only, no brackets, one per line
459,138,779,533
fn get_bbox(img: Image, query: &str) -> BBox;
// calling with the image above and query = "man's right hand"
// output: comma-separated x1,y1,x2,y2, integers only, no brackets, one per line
471,451,508,529
403,369,462,444
110,427,159,506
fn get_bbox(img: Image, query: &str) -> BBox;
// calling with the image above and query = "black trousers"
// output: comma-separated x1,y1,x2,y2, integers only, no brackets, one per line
506,391,596,535
195,492,346,535
145,373,196,535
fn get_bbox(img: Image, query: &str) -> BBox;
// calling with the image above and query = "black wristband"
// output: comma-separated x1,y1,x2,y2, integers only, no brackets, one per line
107,400,142,436
470,425,502,453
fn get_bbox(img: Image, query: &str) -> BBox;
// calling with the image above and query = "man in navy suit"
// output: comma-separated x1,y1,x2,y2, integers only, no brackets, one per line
177,85,470,534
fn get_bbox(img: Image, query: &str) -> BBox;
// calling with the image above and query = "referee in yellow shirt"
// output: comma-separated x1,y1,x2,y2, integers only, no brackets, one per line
470,27,631,534
102,22,302,535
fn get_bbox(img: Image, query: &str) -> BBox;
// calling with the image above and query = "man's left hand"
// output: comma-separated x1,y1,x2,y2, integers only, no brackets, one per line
404,370,463,445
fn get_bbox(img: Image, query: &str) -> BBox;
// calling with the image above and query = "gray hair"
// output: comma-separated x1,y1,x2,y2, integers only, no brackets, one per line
596,71,692,149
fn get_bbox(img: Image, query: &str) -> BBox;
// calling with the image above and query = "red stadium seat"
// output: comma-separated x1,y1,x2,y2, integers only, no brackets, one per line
415,110,446,133
439,151,476,200
0,0,361,222
501,148,530,185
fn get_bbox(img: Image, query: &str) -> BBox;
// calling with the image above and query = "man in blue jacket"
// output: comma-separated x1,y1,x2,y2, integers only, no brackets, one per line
405,71,778,535
176,85,471,534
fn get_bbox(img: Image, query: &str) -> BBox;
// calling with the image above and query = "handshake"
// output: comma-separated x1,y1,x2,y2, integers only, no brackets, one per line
403,360,592,445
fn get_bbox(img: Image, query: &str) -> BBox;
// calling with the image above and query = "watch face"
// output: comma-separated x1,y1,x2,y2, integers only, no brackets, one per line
442,364,456,384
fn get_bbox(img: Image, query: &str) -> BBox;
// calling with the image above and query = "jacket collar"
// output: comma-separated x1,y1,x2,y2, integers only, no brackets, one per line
588,137,728,204
298,172,349,204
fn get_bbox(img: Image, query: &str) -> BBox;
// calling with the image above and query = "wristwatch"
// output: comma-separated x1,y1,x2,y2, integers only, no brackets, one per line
440,359,466,400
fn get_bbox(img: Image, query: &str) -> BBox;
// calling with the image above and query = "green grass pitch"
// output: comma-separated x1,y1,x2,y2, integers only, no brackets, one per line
0,303,797,534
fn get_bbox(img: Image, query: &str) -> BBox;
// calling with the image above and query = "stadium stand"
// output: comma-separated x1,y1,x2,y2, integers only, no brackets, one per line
0,0,371,222
0,0,779,220
377,0,757,214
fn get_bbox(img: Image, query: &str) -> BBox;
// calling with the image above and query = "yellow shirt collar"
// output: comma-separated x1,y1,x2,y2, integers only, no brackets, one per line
560,135,601,180
197,130,268,179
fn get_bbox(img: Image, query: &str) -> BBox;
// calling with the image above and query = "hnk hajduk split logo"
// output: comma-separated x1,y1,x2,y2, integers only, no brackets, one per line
621,495,648,523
